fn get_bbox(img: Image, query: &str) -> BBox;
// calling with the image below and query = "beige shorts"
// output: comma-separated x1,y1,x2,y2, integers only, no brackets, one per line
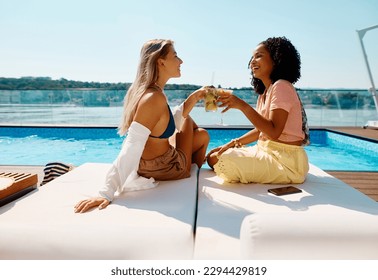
138,145,189,181
214,140,309,184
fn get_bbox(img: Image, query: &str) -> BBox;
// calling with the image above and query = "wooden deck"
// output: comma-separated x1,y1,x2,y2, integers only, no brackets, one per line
328,171,378,202
326,126,378,141
325,127,378,202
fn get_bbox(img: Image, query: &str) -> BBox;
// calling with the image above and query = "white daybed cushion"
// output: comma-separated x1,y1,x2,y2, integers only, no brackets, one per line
0,163,198,260
194,164,378,259
240,211,378,259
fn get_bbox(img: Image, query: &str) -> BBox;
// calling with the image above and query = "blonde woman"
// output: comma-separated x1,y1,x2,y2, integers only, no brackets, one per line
75,39,209,213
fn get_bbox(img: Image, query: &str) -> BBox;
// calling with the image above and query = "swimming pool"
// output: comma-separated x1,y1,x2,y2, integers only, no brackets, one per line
0,126,377,171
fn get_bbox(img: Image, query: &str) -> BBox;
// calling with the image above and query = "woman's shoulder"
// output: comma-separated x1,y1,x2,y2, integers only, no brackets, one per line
139,89,167,108
133,89,168,127
272,80,296,94
273,79,294,89
270,80,299,104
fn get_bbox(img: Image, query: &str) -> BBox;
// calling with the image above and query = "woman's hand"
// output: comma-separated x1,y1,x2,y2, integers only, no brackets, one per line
217,90,247,113
192,86,208,101
206,140,235,159
206,146,222,159
206,141,235,168
182,87,209,117
74,197,110,213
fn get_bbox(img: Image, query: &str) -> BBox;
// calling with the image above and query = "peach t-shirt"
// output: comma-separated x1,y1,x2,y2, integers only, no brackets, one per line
257,79,304,143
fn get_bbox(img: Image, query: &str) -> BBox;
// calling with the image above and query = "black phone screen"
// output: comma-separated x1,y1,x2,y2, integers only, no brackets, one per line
268,186,302,196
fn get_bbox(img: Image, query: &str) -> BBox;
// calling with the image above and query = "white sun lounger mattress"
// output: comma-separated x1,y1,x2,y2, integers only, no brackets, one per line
194,164,378,259
0,163,198,260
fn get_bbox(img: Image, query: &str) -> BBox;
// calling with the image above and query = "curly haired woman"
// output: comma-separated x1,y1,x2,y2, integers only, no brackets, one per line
207,37,310,184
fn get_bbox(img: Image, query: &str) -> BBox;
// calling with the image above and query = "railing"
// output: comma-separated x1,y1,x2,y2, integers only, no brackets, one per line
0,89,377,127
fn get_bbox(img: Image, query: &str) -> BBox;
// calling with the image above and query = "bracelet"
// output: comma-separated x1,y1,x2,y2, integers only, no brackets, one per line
231,138,243,148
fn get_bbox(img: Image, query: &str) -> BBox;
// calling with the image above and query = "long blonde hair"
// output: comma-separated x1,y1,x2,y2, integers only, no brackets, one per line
118,39,174,136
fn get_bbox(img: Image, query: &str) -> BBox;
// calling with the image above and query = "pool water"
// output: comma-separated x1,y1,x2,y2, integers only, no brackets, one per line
0,127,377,171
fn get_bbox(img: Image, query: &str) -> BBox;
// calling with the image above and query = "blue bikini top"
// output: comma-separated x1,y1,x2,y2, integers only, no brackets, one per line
149,104,176,139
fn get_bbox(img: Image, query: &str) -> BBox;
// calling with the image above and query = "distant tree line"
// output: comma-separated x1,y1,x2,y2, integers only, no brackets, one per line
0,77,374,109
0,77,207,90
0,77,127,90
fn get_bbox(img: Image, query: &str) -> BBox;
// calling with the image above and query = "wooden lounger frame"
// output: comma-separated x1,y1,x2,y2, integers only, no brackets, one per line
0,172,38,206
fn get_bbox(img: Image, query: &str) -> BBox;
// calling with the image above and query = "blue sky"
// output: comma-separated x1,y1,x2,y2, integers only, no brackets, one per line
0,0,377,89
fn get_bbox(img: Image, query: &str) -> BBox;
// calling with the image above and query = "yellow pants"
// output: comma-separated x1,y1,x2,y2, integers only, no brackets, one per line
214,140,309,184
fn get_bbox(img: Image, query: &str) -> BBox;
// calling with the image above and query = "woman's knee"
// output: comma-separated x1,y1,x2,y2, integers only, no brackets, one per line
194,128,210,146
206,152,218,169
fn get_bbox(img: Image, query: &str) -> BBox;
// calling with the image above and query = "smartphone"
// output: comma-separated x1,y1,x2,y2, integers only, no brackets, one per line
268,186,302,196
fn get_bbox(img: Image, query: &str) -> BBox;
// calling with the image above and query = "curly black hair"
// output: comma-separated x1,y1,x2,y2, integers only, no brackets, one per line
250,37,301,95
